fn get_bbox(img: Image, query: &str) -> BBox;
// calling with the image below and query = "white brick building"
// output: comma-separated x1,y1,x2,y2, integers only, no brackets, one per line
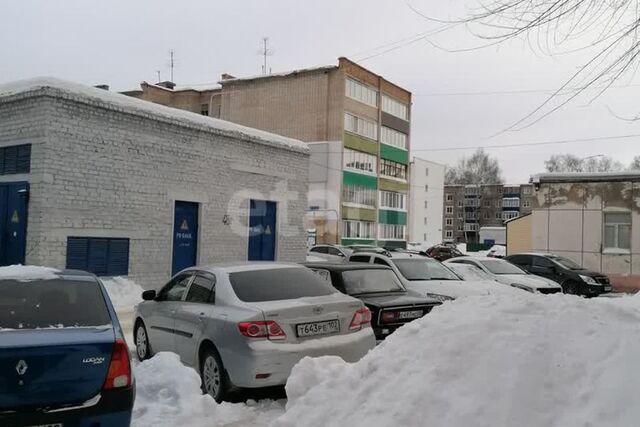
0,78,309,288
409,157,444,247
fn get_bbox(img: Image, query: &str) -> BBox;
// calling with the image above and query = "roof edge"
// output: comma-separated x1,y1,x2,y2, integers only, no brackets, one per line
532,172,640,184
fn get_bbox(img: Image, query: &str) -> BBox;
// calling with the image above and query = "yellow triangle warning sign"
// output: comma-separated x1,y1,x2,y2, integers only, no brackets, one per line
264,225,272,235
180,219,189,231
11,210,19,224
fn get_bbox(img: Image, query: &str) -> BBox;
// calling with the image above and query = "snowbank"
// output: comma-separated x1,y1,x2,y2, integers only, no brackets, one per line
0,265,60,281
101,276,144,310
133,352,284,427
274,294,640,427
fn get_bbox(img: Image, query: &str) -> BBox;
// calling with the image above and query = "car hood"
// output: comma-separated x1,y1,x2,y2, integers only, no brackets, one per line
497,274,562,289
402,280,520,298
355,292,439,308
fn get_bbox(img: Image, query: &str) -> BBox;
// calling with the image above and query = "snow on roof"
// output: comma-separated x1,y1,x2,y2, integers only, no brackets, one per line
0,265,61,281
532,171,640,184
0,77,308,154
140,82,221,93
218,65,337,85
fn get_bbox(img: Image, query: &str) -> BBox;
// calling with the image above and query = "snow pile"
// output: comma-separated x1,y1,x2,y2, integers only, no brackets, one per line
456,243,467,254
0,265,60,281
133,352,284,427
274,294,640,427
101,276,144,310
488,244,507,257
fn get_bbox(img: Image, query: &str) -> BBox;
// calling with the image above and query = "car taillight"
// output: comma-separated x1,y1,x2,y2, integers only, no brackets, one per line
380,311,397,324
349,307,372,330
238,321,286,340
103,339,132,390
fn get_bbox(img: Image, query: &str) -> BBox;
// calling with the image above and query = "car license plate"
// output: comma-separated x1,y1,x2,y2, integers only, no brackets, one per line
397,310,423,320
296,320,340,337
604,286,612,292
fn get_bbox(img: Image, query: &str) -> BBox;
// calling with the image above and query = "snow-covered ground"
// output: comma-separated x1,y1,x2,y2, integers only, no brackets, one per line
103,276,640,427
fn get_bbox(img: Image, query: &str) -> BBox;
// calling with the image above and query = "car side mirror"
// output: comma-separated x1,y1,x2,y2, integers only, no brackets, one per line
142,290,157,301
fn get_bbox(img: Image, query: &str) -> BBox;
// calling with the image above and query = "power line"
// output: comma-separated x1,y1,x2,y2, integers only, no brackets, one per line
414,83,640,97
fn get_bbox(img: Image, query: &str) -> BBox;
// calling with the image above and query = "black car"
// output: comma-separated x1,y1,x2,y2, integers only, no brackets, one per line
505,253,613,296
303,263,440,341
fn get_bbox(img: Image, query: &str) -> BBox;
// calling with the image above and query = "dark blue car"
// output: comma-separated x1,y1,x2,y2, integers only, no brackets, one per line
0,268,135,427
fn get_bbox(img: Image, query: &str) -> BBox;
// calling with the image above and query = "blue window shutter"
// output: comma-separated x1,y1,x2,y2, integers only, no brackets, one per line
3,146,17,175
88,239,109,276
0,148,5,174
16,145,31,173
107,239,129,276
66,237,89,270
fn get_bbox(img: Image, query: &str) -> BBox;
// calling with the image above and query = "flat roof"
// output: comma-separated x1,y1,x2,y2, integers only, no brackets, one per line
0,77,308,154
218,65,337,85
532,172,640,184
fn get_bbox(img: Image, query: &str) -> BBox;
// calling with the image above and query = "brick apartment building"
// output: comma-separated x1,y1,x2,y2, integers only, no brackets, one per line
125,58,413,248
443,184,534,243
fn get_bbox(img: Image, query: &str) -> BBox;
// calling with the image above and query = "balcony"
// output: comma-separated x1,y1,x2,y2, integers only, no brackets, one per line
464,223,479,232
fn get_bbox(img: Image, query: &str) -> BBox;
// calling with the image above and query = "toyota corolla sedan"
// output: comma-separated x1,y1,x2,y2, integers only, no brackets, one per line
0,266,134,427
445,257,563,294
133,263,375,402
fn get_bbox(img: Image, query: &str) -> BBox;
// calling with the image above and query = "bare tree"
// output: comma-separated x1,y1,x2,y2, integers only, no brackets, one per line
445,148,504,184
545,154,625,172
410,1,640,128
630,155,640,170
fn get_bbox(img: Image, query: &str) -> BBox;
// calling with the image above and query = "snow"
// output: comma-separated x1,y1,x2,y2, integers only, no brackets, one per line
274,293,640,427
133,352,284,427
487,244,507,257
101,276,144,310
219,65,337,85
0,265,60,281
0,77,308,154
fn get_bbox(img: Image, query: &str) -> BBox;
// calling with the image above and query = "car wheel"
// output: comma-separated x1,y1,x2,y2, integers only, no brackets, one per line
134,321,152,362
562,280,579,295
200,347,228,403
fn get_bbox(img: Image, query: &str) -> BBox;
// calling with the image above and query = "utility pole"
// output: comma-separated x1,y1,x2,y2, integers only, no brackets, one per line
169,50,175,82
259,37,272,75
156,70,161,83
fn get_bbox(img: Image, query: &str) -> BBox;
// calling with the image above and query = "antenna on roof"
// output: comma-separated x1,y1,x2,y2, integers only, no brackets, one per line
156,70,161,83
169,50,175,82
259,37,273,75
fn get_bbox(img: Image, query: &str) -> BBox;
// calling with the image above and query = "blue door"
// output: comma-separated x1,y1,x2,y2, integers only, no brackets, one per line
0,182,29,266
248,200,277,261
172,201,199,275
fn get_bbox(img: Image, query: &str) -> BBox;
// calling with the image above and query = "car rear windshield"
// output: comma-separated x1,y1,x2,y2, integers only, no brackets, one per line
478,260,525,275
229,267,337,302
342,269,405,295
0,279,111,330
394,259,460,281
549,256,582,270
447,264,493,281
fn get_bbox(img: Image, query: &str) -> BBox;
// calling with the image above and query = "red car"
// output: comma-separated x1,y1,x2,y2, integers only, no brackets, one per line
425,245,464,262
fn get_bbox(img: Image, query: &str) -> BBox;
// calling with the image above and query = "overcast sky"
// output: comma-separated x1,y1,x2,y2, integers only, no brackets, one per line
2,0,639,183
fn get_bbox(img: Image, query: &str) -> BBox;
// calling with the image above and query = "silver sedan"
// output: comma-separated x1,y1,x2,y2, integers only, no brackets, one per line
133,262,375,402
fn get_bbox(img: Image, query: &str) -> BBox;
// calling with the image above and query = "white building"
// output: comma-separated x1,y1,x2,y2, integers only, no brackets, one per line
409,157,445,247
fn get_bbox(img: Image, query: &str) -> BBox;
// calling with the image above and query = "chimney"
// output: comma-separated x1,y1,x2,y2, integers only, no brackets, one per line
156,81,176,90
94,84,110,91
220,73,236,80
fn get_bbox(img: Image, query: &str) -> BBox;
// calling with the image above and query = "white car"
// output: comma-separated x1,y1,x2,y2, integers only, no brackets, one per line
445,257,563,294
307,245,353,263
347,252,518,300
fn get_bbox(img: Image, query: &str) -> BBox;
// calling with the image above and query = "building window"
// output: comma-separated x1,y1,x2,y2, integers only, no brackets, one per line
445,230,453,239
424,184,429,192
200,104,209,116
496,212,502,219
423,233,427,241
66,237,130,276
344,112,378,140
446,194,453,202
445,206,454,215
457,224,464,231
465,186,479,196
495,200,502,208
458,212,464,220
380,126,407,150
604,212,631,250
382,94,408,120
502,211,519,221
522,200,531,208
484,212,490,219
0,144,31,175
343,148,377,175
424,200,428,209
346,78,378,107
343,220,375,239
464,223,479,232
483,199,491,207
522,186,533,195
378,224,406,240
424,217,427,225
458,200,464,208
379,190,406,210
445,218,453,226
380,159,407,180
343,185,376,207
425,168,429,176
503,197,520,208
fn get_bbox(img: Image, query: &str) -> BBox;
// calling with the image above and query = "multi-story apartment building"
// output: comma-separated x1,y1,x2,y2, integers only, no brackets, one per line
125,58,412,248
409,157,445,246
443,183,534,243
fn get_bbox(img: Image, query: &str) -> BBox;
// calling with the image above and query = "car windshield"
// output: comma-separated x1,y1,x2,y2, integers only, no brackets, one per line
549,256,583,270
478,260,526,275
393,258,460,281
447,264,494,281
229,267,337,302
0,279,111,330
341,269,405,295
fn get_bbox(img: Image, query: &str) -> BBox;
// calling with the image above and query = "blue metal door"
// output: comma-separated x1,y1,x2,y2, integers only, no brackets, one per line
172,201,199,275
0,182,29,266
248,200,277,261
